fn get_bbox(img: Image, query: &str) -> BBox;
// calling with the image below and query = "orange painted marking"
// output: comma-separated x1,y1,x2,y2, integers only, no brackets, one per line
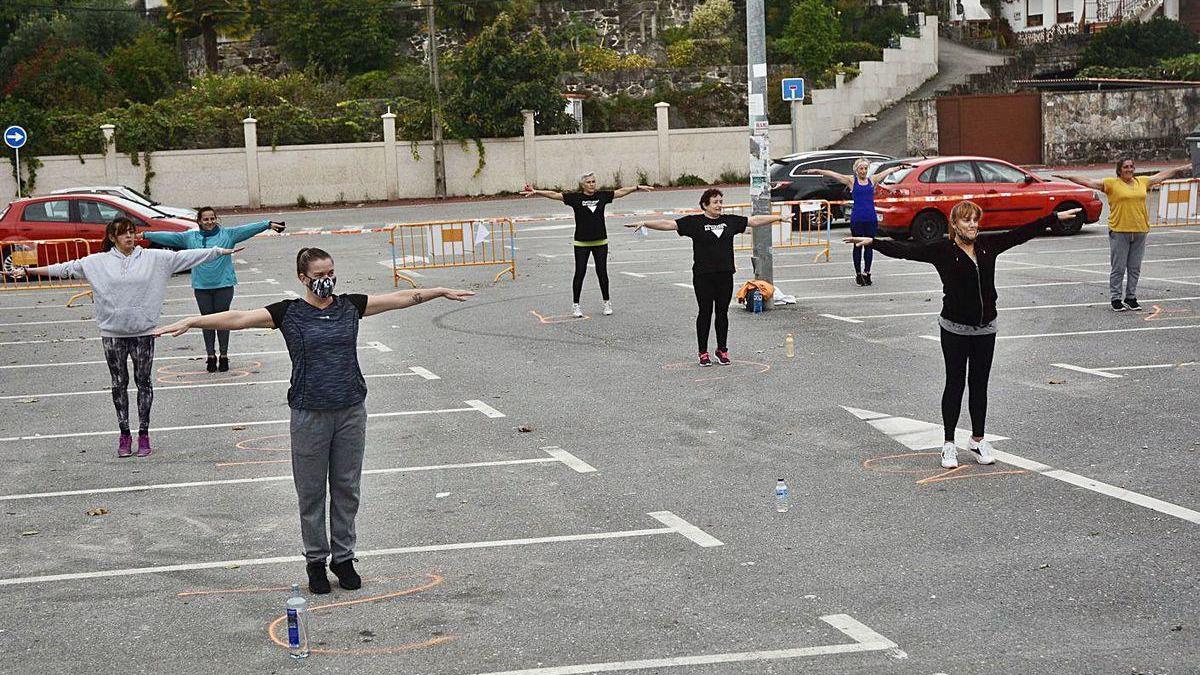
179,574,457,656
156,360,263,384
863,451,1028,485
1144,304,1194,322
530,309,589,324
216,434,290,468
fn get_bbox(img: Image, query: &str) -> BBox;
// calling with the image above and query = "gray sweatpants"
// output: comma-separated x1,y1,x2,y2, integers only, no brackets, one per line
289,403,367,564
1109,230,1148,301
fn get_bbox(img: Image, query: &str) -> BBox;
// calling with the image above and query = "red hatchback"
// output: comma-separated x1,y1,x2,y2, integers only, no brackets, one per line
873,156,1104,242
0,194,197,270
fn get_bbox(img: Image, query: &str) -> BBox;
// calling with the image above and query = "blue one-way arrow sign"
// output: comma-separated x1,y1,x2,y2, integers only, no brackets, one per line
4,125,27,149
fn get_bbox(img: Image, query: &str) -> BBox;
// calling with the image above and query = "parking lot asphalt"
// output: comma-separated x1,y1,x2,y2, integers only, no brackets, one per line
0,200,1197,674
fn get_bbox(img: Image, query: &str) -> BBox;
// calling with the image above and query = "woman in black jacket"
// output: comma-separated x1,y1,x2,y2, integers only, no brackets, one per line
845,201,1081,469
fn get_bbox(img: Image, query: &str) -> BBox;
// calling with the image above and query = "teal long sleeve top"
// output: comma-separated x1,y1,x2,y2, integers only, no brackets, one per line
144,220,271,289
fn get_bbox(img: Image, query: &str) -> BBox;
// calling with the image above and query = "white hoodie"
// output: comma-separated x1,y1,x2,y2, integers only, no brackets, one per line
47,246,222,337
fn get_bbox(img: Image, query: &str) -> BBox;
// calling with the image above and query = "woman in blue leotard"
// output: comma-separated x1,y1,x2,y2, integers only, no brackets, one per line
805,159,910,286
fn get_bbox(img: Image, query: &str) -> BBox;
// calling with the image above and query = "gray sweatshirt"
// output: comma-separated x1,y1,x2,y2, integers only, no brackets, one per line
47,246,223,337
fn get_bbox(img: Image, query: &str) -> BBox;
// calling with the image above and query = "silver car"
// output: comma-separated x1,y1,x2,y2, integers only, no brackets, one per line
49,186,198,221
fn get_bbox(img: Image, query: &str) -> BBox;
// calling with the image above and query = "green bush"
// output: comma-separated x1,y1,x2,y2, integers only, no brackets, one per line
1161,53,1200,80
689,0,735,39
674,174,707,186
667,39,697,67
578,45,622,73
261,0,412,75
346,63,431,100
621,53,655,70
106,30,187,104
775,0,840,79
833,41,883,65
1080,17,1198,69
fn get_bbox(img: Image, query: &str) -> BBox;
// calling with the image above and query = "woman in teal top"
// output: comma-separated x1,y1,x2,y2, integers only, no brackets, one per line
145,207,285,371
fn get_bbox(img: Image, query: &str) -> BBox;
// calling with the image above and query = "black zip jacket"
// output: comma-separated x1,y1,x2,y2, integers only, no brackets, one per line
870,215,1056,327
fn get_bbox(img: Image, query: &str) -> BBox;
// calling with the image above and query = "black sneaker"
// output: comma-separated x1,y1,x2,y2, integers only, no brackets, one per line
217,355,229,372
1110,299,1127,312
714,349,731,365
854,273,865,287
1123,297,1142,311
206,356,217,373
329,558,361,590
863,273,873,286
306,561,331,594
698,352,712,367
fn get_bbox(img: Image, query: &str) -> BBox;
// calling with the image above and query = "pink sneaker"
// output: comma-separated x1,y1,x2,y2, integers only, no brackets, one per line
136,433,152,457
117,433,133,458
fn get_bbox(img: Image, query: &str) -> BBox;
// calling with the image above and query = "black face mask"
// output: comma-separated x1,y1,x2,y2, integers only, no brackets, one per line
306,276,336,298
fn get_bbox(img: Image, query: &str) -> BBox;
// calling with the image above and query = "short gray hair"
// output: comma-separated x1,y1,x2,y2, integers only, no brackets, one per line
853,158,870,171
579,172,596,184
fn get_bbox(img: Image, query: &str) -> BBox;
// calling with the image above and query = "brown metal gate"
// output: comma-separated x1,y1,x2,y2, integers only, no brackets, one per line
936,92,1043,165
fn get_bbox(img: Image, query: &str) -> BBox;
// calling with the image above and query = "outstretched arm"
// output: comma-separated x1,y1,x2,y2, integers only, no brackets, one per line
628,219,677,231
843,236,940,263
1147,164,1191,188
1053,174,1104,191
9,258,85,280
363,287,474,316
613,185,654,199
521,188,565,202
870,164,910,184
155,308,274,337
144,230,190,249
981,209,1081,254
226,220,285,244
748,214,783,227
165,246,241,274
801,169,853,188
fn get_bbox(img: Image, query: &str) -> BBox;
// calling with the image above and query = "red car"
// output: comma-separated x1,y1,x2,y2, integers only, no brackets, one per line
872,156,1104,242
0,193,197,270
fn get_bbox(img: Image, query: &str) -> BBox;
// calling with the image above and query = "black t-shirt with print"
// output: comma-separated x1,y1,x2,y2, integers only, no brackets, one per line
264,293,368,410
675,214,749,273
562,190,615,242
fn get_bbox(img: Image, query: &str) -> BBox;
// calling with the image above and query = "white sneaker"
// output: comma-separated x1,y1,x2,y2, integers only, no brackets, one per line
968,438,996,465
940,442,959,469
602,300,613,316
572,303,583,318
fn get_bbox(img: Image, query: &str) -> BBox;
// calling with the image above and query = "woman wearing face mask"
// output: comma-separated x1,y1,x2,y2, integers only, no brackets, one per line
145,207,285,371
1054,160,1189,312
522,173,653,317
10,217,241,458
155,247,474,594
803,160,911,286
844,202,1080,469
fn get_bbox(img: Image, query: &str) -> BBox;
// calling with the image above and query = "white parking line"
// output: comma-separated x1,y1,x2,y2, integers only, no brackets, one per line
791,281,1086,302
0,304,280,327
919,324,1200,341
468,614,899,675
1052,361,1196,378
0,343,392,370
1004,258,1200,287
0,400,502,442
820,314,864,323
0,447,592,501
1006,240,1200,256
0,510,720,586
0,370,429,401
0,292,286,312
841,295,1200,320
407,366,440,380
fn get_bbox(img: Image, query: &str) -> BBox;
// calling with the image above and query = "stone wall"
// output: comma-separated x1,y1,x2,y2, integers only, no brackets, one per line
1042,86,1200,165
906,98,938,155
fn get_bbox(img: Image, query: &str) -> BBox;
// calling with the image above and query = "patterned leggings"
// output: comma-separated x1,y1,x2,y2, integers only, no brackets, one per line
101,336,156,434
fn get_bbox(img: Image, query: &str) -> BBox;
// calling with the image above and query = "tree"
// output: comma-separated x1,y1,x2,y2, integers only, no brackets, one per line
55,0,144,55
261,0,414,75
165,0,252,74
445,13,576,138
689,0,735,39
106,29,187,104
1080,17,1198,69
775,0,840,78
437,0,534,36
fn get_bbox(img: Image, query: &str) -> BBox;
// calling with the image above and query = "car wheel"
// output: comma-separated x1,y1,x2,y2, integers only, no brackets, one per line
910,211,946,243
1049,202,1084,236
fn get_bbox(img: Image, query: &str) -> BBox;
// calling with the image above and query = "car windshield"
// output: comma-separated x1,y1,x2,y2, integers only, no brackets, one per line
104,196,172,219
121,186,156,204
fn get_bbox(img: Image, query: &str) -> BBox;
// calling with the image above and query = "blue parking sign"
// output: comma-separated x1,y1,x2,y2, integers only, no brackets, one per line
781,78,805,102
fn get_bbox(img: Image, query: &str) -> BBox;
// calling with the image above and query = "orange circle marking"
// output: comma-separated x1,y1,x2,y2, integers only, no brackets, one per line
662,358,771,383
156,360,263,384
862,451,1028,485
530,309,589,324
235,434,290,453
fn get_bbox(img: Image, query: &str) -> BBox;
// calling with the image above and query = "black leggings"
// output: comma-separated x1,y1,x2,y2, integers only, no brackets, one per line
939,328,996,442
693,272,734,353
572,244,610,303
102,336,156,434
194,286,235,355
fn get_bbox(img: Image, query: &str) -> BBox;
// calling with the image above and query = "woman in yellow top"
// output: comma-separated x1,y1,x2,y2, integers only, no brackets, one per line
1057,159,1188,312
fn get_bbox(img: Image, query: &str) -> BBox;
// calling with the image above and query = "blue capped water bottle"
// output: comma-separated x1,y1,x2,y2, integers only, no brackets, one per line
286,583,310,659
775,478,790,512
752,289,763,314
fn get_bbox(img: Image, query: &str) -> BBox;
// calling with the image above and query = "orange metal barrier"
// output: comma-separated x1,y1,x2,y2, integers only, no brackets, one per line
0,239,94,297
387,218,517,288
1152,178,1200,228
722,201,833,260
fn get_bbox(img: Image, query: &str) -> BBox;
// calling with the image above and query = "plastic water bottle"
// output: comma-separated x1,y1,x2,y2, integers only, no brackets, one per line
286,583,310,659
774,478,790,513
752,289,763,314
785,333,795,358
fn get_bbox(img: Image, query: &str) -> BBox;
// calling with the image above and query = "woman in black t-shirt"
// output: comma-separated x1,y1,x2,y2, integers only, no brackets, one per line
156,247,473,594
631,188,783,366
523,172,653,317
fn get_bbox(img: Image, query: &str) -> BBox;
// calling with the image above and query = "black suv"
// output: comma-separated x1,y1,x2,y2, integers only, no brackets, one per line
769,150,894,217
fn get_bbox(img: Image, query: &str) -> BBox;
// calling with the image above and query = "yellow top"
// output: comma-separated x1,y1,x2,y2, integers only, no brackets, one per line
1103,176,1150,233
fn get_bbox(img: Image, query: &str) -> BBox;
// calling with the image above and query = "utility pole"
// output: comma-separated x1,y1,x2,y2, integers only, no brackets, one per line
427,0,447,198
746,0,773,286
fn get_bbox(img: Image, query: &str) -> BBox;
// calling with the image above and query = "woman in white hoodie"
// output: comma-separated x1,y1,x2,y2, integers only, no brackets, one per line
13,218,240,457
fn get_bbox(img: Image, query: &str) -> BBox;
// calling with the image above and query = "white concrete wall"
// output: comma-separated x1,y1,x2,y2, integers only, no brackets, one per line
0,16,939,207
